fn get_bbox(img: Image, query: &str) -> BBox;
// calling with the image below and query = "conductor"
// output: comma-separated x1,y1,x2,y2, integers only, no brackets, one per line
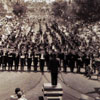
49,53,60,86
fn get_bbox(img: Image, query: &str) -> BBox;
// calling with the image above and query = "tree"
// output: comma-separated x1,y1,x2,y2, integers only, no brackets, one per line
75,0,100,23
13,2,27,17
51,1,68,20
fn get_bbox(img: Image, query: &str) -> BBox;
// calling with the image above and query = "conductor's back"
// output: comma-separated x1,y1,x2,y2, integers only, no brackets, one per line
49,54,60,85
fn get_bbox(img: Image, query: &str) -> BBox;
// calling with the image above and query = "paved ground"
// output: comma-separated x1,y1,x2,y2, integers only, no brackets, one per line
0,68,100,100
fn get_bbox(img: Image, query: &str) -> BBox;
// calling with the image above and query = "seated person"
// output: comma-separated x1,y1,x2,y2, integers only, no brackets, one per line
10,88,27,100
10,88,21,100
17,91,27,100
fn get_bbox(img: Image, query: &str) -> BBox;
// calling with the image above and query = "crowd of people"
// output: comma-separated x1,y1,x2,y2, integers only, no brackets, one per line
0,16,100,79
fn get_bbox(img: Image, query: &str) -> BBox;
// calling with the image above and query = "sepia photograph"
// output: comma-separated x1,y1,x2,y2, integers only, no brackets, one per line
0,0,100,100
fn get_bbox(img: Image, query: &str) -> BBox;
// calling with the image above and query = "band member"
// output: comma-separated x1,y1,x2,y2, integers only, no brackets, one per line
8,50,14,71
2,50,8,71
63,52,68,72
49,53,60,86
0,50,3,69
84,55,90,76
40,52,45,73
33,53,38,71
20,51,26,71
26,50,32,71
45,51,50,70
58,50,64,67
77,53,83,73
14,51,20,71
69,51,75,72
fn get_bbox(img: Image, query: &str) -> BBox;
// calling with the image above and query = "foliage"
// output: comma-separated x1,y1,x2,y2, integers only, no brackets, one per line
13,2,27,17
75,0,100,23
51,1,68,20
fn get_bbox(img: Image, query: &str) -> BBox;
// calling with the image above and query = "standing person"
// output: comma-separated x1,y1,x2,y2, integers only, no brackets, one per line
63,52,67,72
49,53,60,86
84,54,90,76
20,51,26,71
2,50,8,71
77,52,83,73
33,53,38,71
14,51,20,71
69,51,75,73
0,50,3,69
26,50,32,71
8,50,14,71
40,52,45,73
58,50,64,68
45,51,50,70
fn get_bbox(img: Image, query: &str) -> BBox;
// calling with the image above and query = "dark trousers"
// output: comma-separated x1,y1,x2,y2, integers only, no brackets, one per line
63,60,67,72
2,57,7,70
70,65,74,72
8,58,13,70
34,61,38,71
46,61,49,70
77,63,81,73
40,60,45,72
27,58,32,71
15,61,19,71
21,59,25,71
51,72,58,85
0,57,2,67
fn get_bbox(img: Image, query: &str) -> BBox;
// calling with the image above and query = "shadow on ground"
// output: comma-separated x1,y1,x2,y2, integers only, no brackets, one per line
39,96,44,100
86,88,100,95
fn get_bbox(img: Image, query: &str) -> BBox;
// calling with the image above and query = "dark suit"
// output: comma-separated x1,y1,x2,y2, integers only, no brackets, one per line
84,56,90,75
58,52,64,66
26,52,32,71
8,52,14,71
15,53,20,71
77,56,83,73
40,53,45,73
45,52,50,70
63,53,68,72
69,53,75,72
20,53,26,71
2,51,8,70
49,55,60,85
33,55,38,71
0,51,3,68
